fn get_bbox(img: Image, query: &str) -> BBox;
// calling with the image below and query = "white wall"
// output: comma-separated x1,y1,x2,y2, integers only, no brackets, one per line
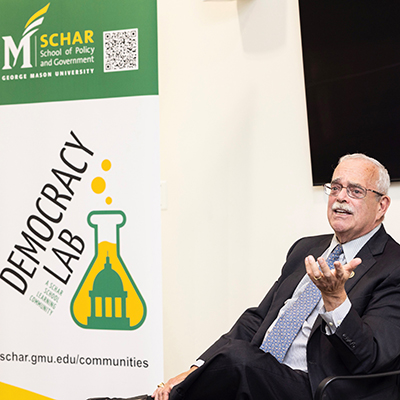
157,0,400,380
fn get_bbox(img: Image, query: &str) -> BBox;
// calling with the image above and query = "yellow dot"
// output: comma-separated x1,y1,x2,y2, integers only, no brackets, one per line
102,159,112,172
91,177,106,194
106,197,112,205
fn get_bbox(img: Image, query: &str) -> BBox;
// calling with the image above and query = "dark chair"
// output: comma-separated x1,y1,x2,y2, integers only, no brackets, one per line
314,370,400,400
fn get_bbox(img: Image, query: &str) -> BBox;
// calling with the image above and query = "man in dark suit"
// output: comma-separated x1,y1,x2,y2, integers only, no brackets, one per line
148,153,400,400
92,153,400,400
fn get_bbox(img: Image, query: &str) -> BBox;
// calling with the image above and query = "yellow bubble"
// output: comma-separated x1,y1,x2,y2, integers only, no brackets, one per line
92,177,106,194
102,159,112,172
106,197,112,205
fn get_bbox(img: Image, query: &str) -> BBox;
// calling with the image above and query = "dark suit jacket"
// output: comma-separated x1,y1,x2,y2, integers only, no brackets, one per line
199,225,400,399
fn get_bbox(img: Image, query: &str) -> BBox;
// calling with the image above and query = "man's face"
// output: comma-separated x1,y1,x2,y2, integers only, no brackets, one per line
327,158,389,243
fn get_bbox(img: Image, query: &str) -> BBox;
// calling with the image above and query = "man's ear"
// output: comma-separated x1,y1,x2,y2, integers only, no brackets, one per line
378,195,391,219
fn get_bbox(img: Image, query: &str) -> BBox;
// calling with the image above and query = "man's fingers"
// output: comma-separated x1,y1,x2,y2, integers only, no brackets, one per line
317,257,334,279
333,257,362,277
332,260,345,279
349,257,362,269
305,255,321,278
152,385,171,400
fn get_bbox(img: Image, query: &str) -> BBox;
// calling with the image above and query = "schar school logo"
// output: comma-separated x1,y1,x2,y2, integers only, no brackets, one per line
70,161,147,331
2,3,50,70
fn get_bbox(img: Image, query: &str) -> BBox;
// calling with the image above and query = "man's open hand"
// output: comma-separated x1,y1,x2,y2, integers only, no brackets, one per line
305,255,361,311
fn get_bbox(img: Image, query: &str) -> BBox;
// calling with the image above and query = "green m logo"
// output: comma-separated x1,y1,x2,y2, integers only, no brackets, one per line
2,3,50,70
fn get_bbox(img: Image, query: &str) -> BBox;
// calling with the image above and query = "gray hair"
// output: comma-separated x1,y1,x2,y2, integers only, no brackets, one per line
338,153,390,195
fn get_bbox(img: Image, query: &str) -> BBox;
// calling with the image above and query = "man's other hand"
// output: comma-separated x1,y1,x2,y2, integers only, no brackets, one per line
152,366,198,400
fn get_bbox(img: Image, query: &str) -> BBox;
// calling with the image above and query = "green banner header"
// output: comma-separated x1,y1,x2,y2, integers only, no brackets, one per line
0,0,158,105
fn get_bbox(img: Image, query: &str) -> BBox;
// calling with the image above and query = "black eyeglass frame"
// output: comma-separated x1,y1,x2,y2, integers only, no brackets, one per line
324,183,385,199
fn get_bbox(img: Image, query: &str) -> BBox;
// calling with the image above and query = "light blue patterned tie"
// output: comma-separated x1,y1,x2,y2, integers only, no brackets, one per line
260,244,343,362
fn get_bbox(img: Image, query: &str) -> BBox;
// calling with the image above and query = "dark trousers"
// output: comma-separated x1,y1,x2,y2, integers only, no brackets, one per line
170,339,313,400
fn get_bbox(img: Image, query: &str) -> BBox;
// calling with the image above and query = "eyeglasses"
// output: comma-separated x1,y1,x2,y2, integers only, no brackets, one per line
324,183,384,199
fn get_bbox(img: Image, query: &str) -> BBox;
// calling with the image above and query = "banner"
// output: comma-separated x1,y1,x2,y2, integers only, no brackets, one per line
0,1,162,399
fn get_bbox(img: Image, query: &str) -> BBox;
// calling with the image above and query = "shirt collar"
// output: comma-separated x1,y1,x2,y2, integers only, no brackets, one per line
328,224,381,262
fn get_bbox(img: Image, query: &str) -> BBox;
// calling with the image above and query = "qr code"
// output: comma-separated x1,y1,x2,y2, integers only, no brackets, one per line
103,29,138,72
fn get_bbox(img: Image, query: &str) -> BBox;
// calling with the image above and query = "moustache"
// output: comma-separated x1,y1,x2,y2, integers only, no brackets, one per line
331,202,354,214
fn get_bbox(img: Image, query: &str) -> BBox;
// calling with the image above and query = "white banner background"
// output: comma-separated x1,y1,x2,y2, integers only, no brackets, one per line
0,96,162,399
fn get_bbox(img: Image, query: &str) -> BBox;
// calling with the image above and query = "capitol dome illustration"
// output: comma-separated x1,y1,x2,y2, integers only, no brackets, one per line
88,254,130,329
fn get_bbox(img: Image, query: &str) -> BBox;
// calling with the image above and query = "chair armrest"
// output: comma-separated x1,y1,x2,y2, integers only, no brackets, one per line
314,370,400,400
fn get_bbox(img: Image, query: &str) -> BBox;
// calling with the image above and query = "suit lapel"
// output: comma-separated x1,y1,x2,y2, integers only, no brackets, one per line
344,248,376,292
253,237,332,346
271,241,332,314
345,225,388,292
282,240,334,294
